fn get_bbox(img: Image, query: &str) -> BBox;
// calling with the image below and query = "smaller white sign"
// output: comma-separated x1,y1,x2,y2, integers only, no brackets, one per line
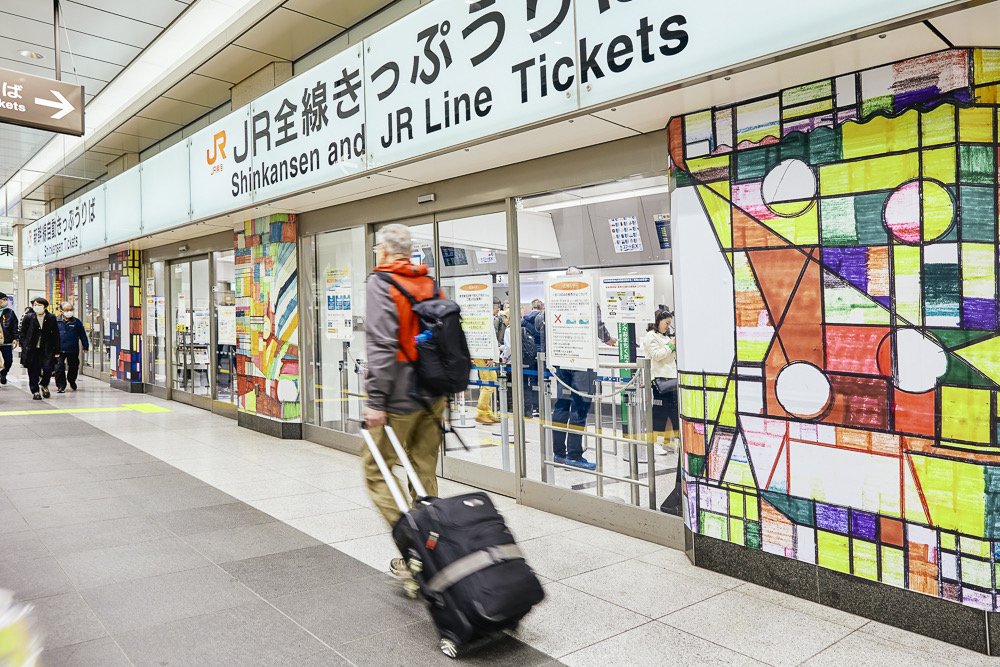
217,305,237,345
475,250,497,265
193,310,211,344
456,278,495,360
602,275,655,324
609,216,643,253
546,275,598,371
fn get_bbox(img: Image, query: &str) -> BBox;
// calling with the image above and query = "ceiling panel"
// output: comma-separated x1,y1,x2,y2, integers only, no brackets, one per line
282,0,394,29
195,44,282,84
138,96,213,127
59,3,164,49
113,116,184,142
163,73,233,111
929,2,1000,47
66,0,193,29
234,7,341,62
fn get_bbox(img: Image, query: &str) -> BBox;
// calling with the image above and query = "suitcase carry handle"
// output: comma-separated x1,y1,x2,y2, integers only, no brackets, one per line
360,424,430,513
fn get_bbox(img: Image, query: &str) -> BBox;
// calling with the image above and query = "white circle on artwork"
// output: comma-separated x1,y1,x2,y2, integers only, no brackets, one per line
776,362,832,417
762,159,817,215
895,328,947,393
276,379,298,403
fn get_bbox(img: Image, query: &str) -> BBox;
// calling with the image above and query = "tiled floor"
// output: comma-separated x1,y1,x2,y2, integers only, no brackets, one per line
1,374,998,666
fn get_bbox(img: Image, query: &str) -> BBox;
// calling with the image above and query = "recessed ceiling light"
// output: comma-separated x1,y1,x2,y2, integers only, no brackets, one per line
18,50,43,60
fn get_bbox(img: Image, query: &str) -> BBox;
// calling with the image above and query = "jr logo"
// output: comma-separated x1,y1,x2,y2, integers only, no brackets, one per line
207,131,227,174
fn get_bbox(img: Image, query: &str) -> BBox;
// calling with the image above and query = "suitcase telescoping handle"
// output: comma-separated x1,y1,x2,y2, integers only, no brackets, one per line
360,424,430,514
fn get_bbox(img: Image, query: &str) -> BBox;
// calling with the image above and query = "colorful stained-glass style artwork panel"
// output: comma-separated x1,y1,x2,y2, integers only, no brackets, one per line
669,49,1000,611
234,214,300,422
108,250,142,383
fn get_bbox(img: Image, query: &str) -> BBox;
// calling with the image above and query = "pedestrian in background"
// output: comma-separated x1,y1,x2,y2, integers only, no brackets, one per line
0,292,17,386
55,301,89,393
19,298,59,400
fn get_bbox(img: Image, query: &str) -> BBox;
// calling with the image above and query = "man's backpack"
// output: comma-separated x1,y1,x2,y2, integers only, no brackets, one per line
376,272,472,397
521,325,537,368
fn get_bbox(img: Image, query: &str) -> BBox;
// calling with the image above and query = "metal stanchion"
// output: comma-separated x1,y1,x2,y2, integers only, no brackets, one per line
539,354,552,484
595,378,604,498
499,374,511,471
642,359,657,510
627,387,640,506
453,389,475,429
340,342,350,430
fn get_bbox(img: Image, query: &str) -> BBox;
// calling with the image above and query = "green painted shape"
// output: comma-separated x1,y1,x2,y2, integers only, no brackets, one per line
782,80,833,106
861,95,893,118
688,454,706,478
924,263,961,320
745,522,762,549
929,328,996,350
960,145,995,184
735,126,843,181
960,186,997,242
941,350,998,389
853,192,890,245
675,169,695,186
984,466,1000,539
761,491,816,527
821,198,858,246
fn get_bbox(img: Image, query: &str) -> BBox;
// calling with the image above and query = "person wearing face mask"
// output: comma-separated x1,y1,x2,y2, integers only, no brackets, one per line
55,301,89,394
0,292,18,386
18,298,60,400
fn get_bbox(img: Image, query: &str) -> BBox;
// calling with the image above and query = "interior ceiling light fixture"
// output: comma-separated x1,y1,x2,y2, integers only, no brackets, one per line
18,50,44,59
521,185,671,213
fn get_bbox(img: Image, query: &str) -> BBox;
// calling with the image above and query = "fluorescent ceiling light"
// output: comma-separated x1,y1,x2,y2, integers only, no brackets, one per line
18,50,44,60
521,186,671,213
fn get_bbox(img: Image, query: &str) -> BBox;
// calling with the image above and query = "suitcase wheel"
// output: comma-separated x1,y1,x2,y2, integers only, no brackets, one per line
439,638,459,659
403,579,420,599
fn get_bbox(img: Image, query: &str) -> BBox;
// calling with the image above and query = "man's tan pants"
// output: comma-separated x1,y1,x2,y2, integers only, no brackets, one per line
363,398,446,526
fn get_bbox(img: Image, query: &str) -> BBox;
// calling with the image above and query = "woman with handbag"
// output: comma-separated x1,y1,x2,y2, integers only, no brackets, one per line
642,310,679,455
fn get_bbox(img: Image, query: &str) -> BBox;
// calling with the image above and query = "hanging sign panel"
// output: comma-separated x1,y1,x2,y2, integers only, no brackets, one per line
0,67,84,136
364,0,578,167
455,279,495,360
546,275,598,371
22,189,105,266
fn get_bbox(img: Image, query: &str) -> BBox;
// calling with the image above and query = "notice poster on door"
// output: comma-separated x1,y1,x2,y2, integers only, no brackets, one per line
456,279,495,360
546,275,597,371
325,267,353,340
602,275,655,325
609,216,643,253
217,305,237,345
193,310,210,344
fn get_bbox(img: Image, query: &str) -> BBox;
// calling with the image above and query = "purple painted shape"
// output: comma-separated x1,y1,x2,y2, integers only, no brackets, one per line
782,114,834,136
816,503,849,533
874,295,891,309
962,297,996,330
895,86,941,108
851,511,878,540
823,247,868,293
962,588,994,611
837,109,858,123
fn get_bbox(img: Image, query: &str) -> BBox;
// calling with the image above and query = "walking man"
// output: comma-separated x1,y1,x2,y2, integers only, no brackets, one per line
55,301,89,393
0,292,17,385
362,223,446,578
19,298,60,400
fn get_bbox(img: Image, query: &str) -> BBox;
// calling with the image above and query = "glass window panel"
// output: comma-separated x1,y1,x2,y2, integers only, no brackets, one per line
190,258,211,397
213,251,236,403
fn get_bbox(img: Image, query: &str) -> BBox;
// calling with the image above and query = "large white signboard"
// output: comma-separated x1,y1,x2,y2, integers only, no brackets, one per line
325,267,353,340
455,278,495,360
546,275,598,371
23,0,954,265
602,275,654,324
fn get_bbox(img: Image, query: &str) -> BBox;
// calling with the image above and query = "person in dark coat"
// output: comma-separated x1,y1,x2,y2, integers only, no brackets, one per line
55,301,89,393
19,297,60,400
0,291,17,385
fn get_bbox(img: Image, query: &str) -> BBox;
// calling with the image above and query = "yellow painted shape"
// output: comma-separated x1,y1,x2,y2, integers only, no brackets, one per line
717,380,737,429
842,111,918,159
680,387,704,420
974,49,1000,84
707,180,730,200
976,84,1000,104
819,152,919,196
959,107,994,143
680,373,703,387
729,490,745,518
687,155,731,175
764,203,819,245
920,105,955,146
705,375,728,389
962,244,996,299
922,147,956,183
697,185,733,249
953,336,1000,385
722,459,755,488
910,453,986,537
881,546,905,588
961,535,991,559
729,518,745,545
941,532,957,550
922,181,955,242
783,98,833,120
817,530,851,574
852,539,879,580
941,386,991,444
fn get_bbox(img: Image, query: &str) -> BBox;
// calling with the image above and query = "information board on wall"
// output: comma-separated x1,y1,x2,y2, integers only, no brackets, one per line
217,305,237,345
602,275,654,324
655,214,671,249
455,278,495,360
546,275,597,371
22,0,956,266
610,216,643,253
325,267,353,340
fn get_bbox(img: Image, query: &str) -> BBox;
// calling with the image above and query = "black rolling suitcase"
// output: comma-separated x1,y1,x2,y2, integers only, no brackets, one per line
361,426,545,658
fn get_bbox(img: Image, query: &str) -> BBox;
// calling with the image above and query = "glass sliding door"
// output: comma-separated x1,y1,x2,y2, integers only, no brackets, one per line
213,251,237,405
144,262,167,388
79,274,104,375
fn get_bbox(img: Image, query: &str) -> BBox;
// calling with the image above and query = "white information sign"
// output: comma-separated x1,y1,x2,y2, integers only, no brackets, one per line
325,267,353,340
546,275,598,371
217,305,237,345
455,278,495,360
602,275,654,324
22,189,104,266
193,310,211,344
609,216,642,253
475,250,497,265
